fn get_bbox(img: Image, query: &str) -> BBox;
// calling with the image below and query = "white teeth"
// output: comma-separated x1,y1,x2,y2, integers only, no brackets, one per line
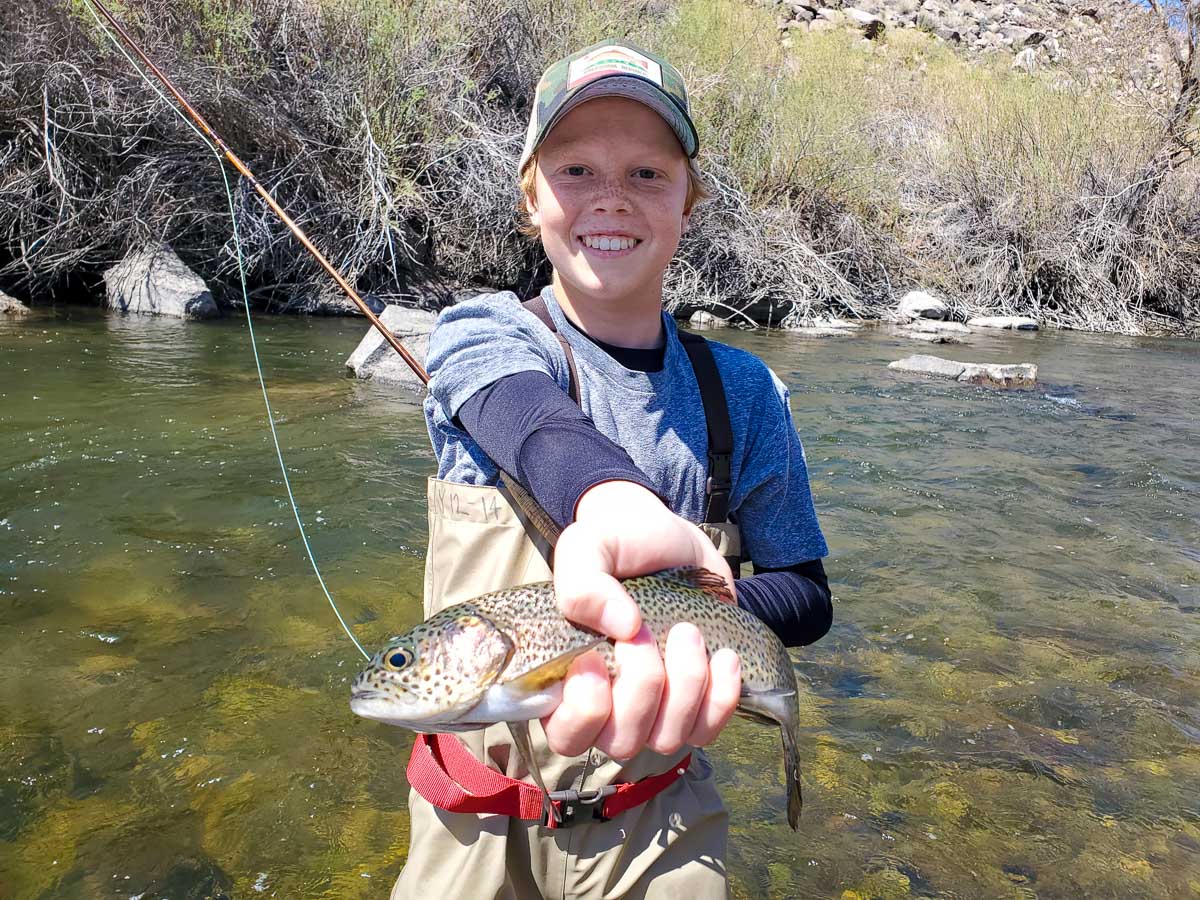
582,235,637,251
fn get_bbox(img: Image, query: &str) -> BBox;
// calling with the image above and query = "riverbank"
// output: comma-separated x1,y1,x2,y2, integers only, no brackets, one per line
2,0,1197,335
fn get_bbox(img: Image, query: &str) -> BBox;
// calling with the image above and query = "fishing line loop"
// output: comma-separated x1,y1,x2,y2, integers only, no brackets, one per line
83,1,371,661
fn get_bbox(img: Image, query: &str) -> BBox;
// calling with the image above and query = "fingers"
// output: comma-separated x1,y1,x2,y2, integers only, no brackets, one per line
545,636,742,761
688,648,742,747
645,623,710,755
593,626,665,760
554,523,642,640
542,649,612,757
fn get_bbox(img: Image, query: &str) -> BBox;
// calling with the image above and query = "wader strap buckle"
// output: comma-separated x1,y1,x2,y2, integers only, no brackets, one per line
543,786,618,829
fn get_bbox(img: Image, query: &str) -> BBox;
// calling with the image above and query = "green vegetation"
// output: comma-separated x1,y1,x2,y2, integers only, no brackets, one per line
1,0,1196,330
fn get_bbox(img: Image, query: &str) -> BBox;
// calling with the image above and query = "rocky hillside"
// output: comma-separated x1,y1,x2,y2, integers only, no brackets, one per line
762,0,1177,101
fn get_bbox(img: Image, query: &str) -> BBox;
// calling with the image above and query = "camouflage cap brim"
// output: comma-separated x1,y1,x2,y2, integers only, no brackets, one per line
519,40,698,173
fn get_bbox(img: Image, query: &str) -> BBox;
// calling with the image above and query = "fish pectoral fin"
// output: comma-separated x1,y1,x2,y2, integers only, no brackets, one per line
504,641,605,694
507,720,558,825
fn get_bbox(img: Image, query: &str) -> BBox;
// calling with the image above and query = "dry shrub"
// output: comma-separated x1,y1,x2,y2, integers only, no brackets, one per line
0,0,1196,332
874,30,1200,332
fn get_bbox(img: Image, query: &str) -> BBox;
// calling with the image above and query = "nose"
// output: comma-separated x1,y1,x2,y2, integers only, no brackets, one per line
590,176,631,214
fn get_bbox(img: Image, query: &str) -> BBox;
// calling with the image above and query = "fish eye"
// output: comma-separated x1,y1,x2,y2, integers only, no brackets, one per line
384,648,412,670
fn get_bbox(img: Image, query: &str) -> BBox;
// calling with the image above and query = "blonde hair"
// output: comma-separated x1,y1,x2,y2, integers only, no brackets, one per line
516,155,711,238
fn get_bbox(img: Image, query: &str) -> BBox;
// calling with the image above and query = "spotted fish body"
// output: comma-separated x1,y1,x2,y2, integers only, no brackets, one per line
351,567,804,829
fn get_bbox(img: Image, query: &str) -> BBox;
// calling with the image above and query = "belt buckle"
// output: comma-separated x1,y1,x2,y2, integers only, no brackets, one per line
542,786,615,830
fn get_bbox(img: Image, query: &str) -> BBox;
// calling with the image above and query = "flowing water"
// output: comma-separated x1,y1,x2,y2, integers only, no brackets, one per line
1,307,1197,899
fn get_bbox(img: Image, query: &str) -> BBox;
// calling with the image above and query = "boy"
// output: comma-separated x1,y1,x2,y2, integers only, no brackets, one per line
395,39,830,899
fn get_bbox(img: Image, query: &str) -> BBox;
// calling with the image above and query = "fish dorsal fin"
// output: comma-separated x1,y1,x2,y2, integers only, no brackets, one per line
652,566,734,604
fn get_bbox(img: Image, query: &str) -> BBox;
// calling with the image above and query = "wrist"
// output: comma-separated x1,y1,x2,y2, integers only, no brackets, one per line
574,479,665,523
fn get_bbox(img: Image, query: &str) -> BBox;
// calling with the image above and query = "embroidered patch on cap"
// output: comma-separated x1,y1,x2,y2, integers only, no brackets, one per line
566,45,663,91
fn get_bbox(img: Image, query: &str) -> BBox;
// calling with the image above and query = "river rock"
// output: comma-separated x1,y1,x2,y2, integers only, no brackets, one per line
790,317,863,336
689,310,729,329
959,362,1038,387
103,244,218,319
903,332,967,344
345,304,437,392
899,319,968,343
897,290,948,320
0,291,31,315
906,319,970,334
967,315,1039,330
888,354,1037,387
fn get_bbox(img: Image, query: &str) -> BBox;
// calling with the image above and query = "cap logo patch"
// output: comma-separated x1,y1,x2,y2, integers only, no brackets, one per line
566,45,663,91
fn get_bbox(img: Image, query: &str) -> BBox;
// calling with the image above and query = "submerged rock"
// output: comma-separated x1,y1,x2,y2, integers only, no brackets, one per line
899,319,969,344
0,292,31,315
345,305,436,392
967,316,1039,330
103,244,217,319
888,354,1037,387
897,290,948,321
902,331,967,344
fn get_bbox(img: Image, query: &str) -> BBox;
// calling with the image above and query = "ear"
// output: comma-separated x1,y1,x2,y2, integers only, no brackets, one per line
681,207,692,234
526,192,542,231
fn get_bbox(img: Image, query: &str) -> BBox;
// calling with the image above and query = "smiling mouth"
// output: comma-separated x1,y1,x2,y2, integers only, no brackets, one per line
579,234,641,253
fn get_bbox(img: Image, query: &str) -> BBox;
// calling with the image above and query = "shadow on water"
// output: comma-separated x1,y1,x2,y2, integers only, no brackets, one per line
1,310,1198,898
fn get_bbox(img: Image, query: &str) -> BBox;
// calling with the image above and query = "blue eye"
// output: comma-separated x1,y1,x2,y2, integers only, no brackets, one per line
386,649,411,670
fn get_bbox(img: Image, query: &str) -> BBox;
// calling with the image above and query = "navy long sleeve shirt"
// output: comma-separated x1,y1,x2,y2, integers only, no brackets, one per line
456,337,831,647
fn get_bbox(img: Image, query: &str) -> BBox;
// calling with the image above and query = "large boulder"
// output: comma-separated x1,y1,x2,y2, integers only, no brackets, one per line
967,315,1039,330
688,310,729,329
344,305,437,393
0,292,31,315
1012,47,1038,74
103,244,218,318
845,7,886,38
888,354,1037,388
897,290,948,320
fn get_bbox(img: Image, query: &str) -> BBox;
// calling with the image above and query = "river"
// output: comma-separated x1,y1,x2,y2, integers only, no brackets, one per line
1,307,1197,898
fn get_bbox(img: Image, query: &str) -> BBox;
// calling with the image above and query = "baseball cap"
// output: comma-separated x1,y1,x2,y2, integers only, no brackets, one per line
519,39,699,173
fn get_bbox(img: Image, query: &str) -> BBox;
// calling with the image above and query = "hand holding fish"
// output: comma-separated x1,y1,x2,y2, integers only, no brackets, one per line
544,481,743,760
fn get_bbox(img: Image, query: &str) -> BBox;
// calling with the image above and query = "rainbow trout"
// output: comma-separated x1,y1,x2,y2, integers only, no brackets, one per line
350,566,803,829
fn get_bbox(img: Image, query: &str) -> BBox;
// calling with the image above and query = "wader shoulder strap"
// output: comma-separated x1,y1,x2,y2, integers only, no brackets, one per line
520,298,733,526
677,331,733,525
521,296,580,405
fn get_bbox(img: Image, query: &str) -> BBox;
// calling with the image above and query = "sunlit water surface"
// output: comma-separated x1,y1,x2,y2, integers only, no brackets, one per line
1,308,1197,899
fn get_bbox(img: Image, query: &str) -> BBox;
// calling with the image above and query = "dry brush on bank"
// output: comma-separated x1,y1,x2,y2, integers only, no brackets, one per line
0,0,1197,332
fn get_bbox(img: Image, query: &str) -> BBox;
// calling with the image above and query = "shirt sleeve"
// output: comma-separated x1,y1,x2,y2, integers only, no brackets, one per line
726,362,829,568
425,293,569,422
457,370,662,529
736,559,832,647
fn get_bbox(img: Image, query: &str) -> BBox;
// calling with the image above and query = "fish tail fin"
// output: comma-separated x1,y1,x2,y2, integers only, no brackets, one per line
781,723,803,831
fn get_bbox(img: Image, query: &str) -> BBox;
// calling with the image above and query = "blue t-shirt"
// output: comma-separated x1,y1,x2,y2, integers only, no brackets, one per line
423,286,828,568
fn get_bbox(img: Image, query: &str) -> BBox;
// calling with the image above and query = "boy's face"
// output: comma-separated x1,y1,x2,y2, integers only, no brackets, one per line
527,96,691,312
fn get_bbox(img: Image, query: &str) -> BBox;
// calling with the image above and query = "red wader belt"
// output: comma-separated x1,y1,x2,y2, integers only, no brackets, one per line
406,297,727,829
408,732,691,829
